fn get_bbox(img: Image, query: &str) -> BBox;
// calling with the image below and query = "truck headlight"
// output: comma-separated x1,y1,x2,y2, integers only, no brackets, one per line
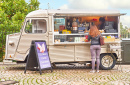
9,41,14,46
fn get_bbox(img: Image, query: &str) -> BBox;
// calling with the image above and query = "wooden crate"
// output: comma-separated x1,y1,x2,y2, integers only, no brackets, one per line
104,37,115,42
115,39,120,41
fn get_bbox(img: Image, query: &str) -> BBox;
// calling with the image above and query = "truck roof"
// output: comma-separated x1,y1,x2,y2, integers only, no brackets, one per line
26,9,125,18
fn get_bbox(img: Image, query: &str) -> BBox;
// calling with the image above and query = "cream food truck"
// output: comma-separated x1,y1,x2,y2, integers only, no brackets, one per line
4,9,125,70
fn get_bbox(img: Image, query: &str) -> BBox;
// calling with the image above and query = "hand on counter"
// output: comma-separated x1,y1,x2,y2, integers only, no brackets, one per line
84,29,89,33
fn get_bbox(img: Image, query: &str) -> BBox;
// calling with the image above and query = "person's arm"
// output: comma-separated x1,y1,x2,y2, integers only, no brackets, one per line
88,34,91,41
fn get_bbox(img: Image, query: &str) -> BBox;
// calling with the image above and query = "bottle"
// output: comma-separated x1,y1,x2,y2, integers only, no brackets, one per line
72,18,78,33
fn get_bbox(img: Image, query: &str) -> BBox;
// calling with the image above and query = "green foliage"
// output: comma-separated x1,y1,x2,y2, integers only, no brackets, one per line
120,22,129,38
0,0,40,61
25,22,32,33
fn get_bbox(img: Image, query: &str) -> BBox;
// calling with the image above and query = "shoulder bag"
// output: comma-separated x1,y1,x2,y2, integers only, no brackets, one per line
99,35,104,46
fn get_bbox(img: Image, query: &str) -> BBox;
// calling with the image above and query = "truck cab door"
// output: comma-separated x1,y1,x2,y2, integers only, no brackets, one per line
14,18,49,61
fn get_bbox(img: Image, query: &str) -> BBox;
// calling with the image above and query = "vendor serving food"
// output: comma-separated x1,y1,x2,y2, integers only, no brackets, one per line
98,17,105,30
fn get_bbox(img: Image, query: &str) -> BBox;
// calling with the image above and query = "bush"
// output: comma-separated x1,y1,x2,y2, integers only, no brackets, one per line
0,0,40,61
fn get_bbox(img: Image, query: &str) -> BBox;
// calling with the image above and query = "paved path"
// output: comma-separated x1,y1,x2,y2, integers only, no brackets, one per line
0,64,130,85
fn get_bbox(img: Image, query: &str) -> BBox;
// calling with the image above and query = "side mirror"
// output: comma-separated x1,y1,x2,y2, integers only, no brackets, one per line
27,19,31,24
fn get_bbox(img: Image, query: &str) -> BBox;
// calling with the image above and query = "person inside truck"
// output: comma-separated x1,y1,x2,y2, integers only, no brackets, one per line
98,17,105,30
88,22,101,73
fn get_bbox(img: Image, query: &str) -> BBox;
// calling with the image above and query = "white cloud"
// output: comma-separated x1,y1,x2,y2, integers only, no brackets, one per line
109,0,130,9
120,16,130,28
64,0,130,9
67,0,109,9
59,4,68,9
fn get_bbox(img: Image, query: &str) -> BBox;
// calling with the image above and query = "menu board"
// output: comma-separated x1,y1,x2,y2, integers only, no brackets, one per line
24,40,52,75
35,42,51,69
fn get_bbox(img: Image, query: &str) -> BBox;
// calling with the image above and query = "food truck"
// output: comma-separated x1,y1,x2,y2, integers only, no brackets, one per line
4,9,125,70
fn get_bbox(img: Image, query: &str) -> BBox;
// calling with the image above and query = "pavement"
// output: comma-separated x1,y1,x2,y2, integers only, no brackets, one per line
0,63,130,85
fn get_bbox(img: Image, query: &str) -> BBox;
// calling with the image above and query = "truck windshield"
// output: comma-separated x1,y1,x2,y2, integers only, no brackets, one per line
25,19,47,33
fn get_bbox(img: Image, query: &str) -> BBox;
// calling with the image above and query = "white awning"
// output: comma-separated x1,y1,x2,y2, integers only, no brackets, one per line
54,13,126,17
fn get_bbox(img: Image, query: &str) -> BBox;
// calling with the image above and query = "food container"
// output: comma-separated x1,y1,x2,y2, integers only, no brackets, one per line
81,37,85,42
72,27,78,33
66,30,71,34
68,37,74,42
78,27,86,33
115,39,120,41
60,39,65,42
99,30,105,33
72,30,78,33
77,37,80,42
80,37,83,42
72,21,78,33
58,39,60,42
62,29,71,34
59,25,65,31
72,22,78,27
55,39,60,43
62,29,67,34
85,35,89,42
54,32,59,34
104,37,115,42
74,37,78,42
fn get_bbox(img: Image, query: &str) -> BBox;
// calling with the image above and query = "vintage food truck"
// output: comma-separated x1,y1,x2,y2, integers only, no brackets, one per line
4,9,125,70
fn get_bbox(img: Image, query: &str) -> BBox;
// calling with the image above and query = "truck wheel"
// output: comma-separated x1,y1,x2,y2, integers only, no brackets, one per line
100,54,116,70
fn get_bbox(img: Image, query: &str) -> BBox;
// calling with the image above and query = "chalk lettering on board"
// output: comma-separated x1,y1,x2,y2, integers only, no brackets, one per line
35,42,51,69
25,41,52,75
41,57,47,59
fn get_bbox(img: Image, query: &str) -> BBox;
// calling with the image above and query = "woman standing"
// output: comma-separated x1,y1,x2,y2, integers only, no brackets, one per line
88,22,101,73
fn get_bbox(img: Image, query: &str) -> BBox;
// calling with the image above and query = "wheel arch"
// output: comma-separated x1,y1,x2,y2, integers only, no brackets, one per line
100,53,118,60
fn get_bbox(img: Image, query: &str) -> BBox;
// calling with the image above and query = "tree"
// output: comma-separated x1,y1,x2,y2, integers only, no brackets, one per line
120,22,129,38
0,0,40,61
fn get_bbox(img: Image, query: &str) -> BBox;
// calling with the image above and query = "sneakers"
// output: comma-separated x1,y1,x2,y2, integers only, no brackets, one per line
90,70,95,73
96,70,99,73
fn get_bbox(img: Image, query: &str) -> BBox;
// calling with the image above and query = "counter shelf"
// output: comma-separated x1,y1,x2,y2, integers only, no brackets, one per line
53,32,120,45
54,41,120,45
54,33,118,35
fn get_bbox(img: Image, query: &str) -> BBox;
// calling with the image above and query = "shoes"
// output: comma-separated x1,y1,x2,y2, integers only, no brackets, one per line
96,70,99,73
90,70,95,73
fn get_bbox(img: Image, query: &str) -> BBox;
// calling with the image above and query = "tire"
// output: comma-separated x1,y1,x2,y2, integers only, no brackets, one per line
100,54,116,70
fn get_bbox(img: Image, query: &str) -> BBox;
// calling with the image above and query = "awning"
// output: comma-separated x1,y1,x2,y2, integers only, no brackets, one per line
54,13,126,17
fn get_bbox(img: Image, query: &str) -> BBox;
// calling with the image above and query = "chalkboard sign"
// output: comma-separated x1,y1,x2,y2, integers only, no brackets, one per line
24,40,53,75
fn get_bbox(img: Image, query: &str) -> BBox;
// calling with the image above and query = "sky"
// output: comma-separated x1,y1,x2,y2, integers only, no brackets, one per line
26,0,130,28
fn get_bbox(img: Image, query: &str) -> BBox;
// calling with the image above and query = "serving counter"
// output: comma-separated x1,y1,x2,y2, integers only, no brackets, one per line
53,33,120,45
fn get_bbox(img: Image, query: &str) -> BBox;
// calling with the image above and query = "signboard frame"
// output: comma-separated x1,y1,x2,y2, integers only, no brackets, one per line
24,40,53,75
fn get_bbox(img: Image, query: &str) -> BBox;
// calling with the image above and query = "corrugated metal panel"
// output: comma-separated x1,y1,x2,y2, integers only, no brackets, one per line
49,46,74,62
49,35,53,45
17,34,48,53
75,45,91,61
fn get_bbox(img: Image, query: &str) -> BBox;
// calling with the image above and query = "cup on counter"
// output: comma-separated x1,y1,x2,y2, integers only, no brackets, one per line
75,37,78,42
